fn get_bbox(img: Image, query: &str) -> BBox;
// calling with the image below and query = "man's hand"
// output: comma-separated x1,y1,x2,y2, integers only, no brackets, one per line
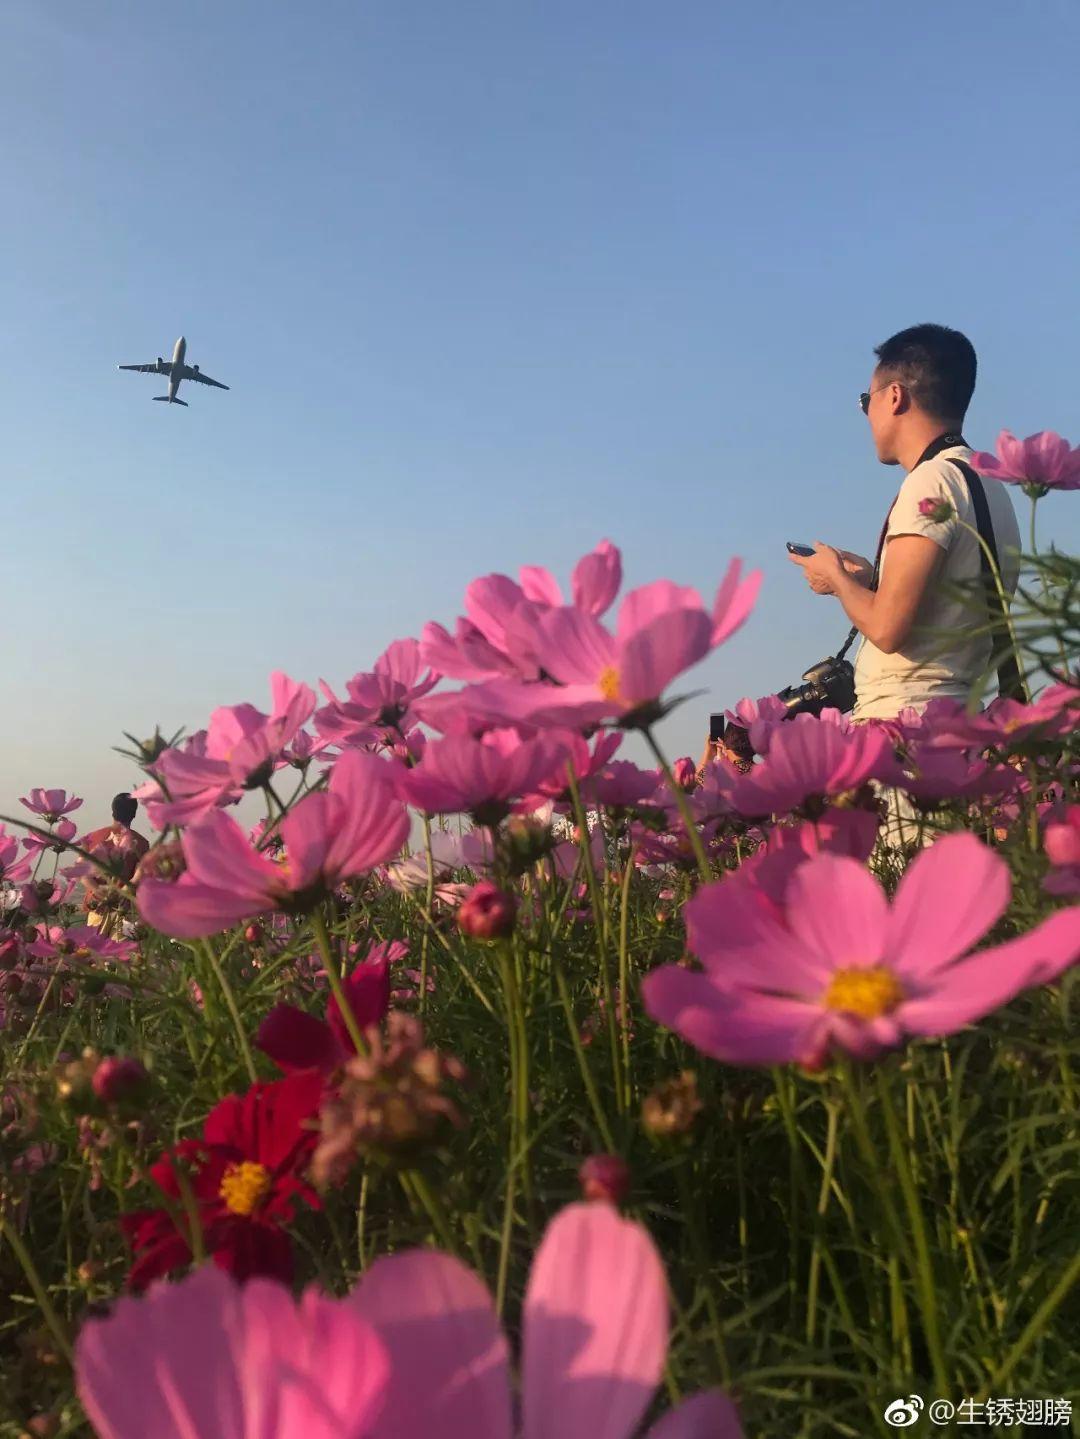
838,551,873,586
788,542,846,595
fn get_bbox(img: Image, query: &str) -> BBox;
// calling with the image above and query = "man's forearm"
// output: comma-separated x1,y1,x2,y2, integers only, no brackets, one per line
832,572,883,646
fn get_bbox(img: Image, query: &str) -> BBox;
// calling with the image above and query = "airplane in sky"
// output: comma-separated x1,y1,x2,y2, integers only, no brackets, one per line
118,336,229,406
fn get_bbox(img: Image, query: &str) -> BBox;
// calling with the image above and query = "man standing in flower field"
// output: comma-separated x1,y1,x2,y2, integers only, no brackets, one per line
81,792,149,933
790,322,1021,721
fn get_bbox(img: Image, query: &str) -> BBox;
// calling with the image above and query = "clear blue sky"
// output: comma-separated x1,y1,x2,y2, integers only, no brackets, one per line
2,0,1078,826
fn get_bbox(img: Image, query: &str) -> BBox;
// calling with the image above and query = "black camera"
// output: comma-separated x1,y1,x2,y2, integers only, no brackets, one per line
776,655,856,719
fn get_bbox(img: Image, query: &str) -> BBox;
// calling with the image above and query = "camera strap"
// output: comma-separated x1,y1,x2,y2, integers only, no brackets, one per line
834,433,1024,700
949,460,1026,701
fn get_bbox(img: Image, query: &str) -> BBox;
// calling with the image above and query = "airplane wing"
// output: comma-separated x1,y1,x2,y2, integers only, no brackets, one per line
179,365,229,390
118,361,166,374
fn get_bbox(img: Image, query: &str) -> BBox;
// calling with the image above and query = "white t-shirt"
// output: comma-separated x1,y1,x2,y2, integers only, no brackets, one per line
852,444,1022,721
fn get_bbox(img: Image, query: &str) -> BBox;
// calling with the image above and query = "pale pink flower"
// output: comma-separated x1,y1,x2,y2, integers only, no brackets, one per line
27,925,137,966
75,1205,741,1439
896,749,1022,808
21,817,77,856
581,760,662,809
970,429,1080,496
347,1201,742,1439
19,788,83,822
137,752,409,938
75,1265,389,1439
643,833,1080,1070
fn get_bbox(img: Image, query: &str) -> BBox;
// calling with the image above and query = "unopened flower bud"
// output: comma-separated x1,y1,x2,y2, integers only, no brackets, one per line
243,923,263,944
917,496,954,524
456,881,517,940
134,842,186,886
76,1260,101,1286
642,1070,703,1139
91,1056,149,1104
672,756,697,791
578,1153,630,1205
0,931,21,970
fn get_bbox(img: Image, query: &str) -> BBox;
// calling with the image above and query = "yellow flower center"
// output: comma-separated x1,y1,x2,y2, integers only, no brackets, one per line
219,1161,272,1216
824,966,905,1020
597,665,622,702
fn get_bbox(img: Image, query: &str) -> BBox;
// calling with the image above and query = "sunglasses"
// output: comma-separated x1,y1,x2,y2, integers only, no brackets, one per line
859,380,904,415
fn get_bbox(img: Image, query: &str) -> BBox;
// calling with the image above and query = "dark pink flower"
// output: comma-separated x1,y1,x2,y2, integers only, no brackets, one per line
137,752,409,939
581,760,662,809
92,1056,149,1103
579,1154,631,1205
643,833,1080,1070
672,756,697,791
257,940,404,1074
457,881,518,939
19,789,83,822
970,429,1080,496
896,749,1022,808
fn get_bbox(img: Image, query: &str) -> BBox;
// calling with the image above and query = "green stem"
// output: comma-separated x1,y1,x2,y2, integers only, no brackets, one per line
955,517,1031,703
642,728,711,883
805,1099,840,1347
400,1168,458,1254
979,1245,1080,1398
419,814,436,1018
875,1067,949,1397
565,765,623,1110
554,965,616,1150
0,1210,74,1366
617,844,634,1110
199,939,258,1084
311,907,368,1057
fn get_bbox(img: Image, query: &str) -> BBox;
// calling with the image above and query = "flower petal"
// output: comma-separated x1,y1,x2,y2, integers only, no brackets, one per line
521,1203,667,1439
352,1249,512,1439
886,833,1009,978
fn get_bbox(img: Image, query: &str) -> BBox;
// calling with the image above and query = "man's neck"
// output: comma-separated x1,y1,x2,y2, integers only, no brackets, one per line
897,421,962,473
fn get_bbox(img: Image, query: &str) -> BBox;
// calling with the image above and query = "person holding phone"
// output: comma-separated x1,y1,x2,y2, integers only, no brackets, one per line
787,323,1021,723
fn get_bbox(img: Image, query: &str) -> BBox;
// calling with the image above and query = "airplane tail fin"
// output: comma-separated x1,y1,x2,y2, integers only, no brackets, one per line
153,396,188,406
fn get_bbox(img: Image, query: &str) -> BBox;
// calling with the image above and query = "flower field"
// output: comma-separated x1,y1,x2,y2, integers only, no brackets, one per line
1,433,1078,1438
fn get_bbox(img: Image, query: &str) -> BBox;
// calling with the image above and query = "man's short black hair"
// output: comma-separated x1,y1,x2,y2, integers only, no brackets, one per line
111,793,138,825
874,323,977,422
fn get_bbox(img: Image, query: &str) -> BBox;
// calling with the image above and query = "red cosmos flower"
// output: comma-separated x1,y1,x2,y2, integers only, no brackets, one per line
121,1070,323,1290
256,940,405,1074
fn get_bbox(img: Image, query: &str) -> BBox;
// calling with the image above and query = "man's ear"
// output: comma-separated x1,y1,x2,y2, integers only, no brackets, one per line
891,382,911,415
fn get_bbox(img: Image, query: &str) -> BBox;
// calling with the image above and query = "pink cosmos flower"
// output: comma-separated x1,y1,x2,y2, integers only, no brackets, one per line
0,826,32,886
1044,806,1080,897
21,817,77,856
419,541,623,683
581,760,662,809
137,751,409,939
725,693,792,756
643,832,1080,1070
396,729,570,824
138,673,316,828
315,639,441,750
906,687,1079,751
27,925,138,966
75,1204,741,1439
462,561,762,731
19,788,83,822
895,749,1022,808
76,1265,389,1439
969,429,1080,496
712,714,900,819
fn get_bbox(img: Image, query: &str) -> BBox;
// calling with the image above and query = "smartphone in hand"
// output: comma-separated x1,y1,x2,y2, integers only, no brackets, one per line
709,712,726,742
786,541,815,558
